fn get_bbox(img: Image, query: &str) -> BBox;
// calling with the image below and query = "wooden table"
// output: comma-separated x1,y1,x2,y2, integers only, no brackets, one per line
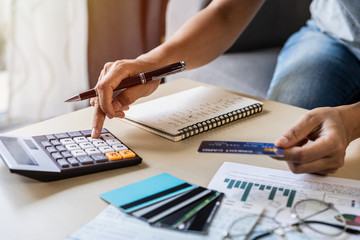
1,79,359,239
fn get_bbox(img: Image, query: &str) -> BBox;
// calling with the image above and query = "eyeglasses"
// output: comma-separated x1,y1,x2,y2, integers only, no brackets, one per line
223,199,360,239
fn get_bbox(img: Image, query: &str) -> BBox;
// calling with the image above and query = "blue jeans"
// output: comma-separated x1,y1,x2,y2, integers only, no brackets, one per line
267,20,360,109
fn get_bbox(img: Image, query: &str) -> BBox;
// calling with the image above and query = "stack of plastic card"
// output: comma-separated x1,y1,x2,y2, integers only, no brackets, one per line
100,173,224,233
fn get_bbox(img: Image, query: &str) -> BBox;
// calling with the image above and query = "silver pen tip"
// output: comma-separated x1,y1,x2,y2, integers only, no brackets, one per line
65,95,80,102
180,61,186,71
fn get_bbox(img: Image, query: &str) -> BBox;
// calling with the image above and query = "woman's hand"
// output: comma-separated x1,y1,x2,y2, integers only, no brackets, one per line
90,59,161,138
274,103,360,174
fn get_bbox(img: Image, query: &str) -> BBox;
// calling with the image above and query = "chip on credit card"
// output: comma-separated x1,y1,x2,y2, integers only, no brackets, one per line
198,141,284,157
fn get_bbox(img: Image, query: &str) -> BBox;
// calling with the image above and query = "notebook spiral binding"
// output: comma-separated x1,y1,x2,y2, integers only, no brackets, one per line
178,103,263,140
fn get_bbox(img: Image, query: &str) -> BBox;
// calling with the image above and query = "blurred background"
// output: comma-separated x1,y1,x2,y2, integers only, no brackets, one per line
0,0,168,133
0,0,310,134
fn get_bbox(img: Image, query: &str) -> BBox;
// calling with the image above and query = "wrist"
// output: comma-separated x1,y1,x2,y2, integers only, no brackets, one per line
341,102,360,142
136,43,180,68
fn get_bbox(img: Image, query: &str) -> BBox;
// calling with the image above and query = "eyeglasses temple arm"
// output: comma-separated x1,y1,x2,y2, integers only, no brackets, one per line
302,220,360,235
252,231,273,240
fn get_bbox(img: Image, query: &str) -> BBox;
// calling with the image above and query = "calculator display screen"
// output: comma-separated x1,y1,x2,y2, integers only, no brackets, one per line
1,137,37,166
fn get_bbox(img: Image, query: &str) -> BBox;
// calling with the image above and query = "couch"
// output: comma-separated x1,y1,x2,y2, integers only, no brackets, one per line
165,0,311,99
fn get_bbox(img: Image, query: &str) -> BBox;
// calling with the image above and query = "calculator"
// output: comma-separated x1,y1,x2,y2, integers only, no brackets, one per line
0,128,142,181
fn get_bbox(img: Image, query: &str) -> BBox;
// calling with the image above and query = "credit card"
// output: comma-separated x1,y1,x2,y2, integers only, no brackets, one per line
156,191,222,228
142,187,212,224
101,173,224,234
179,193,224,233
198,141,284,157
131,192,189,218
100,173,195,213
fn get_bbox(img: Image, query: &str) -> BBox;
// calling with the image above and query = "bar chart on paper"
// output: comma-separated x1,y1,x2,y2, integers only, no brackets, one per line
208,162,360,213
223,178,297,208
210,173,314,211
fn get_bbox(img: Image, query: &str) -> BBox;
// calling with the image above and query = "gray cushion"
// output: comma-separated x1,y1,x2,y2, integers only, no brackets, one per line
167,48,280,98
200,0,311,52
165,0,311,98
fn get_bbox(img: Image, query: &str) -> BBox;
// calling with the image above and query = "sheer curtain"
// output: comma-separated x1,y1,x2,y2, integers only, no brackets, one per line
7,0,88,123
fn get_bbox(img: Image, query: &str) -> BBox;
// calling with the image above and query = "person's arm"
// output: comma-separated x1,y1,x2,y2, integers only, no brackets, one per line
140,0,264,69
91,0,264,137
274,102,360,174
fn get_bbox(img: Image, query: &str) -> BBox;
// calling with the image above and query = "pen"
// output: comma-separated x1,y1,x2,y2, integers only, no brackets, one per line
65,61,186,102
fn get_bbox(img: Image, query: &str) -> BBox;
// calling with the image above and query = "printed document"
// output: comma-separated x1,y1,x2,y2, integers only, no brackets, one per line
208,162,360,239
66,199,262,240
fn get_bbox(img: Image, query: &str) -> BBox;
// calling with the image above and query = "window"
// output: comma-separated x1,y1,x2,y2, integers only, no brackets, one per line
0,70,9,133
0,38,8,117
0,0,10,132
0,0,88,133
0,70,8,116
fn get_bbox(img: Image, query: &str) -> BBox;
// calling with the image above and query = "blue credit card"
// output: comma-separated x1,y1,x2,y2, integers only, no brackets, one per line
100,173,195,213
198,141,284,157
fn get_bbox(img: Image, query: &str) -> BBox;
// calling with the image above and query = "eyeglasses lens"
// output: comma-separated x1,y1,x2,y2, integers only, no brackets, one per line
294,199,346,236
229,215,281,239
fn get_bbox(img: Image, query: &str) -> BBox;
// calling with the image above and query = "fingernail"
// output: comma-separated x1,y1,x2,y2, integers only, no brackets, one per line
91,128,100,138
106,113,113,119
115,111,125,118
113,101,122,111
277,136,288,146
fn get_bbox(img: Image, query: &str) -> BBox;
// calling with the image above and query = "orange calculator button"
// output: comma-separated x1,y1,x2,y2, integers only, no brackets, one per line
105,151,123,161
119,150,136,159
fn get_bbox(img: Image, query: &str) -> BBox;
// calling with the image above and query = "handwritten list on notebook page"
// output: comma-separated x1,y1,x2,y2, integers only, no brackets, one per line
124,86,263,141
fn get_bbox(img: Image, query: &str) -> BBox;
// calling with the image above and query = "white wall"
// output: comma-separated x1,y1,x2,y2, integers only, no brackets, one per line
6,0,89,123
0,0,10,70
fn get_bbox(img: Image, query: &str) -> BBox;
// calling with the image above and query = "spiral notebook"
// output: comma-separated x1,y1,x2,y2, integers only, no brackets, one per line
124,86,263,141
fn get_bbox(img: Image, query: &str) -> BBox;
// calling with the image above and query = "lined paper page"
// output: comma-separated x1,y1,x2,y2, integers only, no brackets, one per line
125,86,262,136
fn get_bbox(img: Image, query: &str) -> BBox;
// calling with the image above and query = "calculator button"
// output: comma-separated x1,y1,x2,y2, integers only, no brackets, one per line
71,149,87,157
46,146,57,153
81,130,92,136
100,133,114,140
62,151,72,158
52,152,63,160
51,139,61,146
42,141,52,148
66,144,81,151
46,134,56,141
106,139,121,146
93,140,107,148
92,154,108,163
101,128,109,133
79,142,94,149
119,150,136,159
55,133,69,139
105,151,123,161
99,146,114,153
60,138,75,145
73,137,88,144
67,157,80,166
77,156,94,165
87,137,98,142
56,145,67,152
85,148,101,155
112,144,128,151
68,131,82,138
57,159,70,168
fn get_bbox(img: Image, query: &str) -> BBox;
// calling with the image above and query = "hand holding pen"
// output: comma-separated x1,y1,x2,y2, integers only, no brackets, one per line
65,61,186,102
66,60,186,138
